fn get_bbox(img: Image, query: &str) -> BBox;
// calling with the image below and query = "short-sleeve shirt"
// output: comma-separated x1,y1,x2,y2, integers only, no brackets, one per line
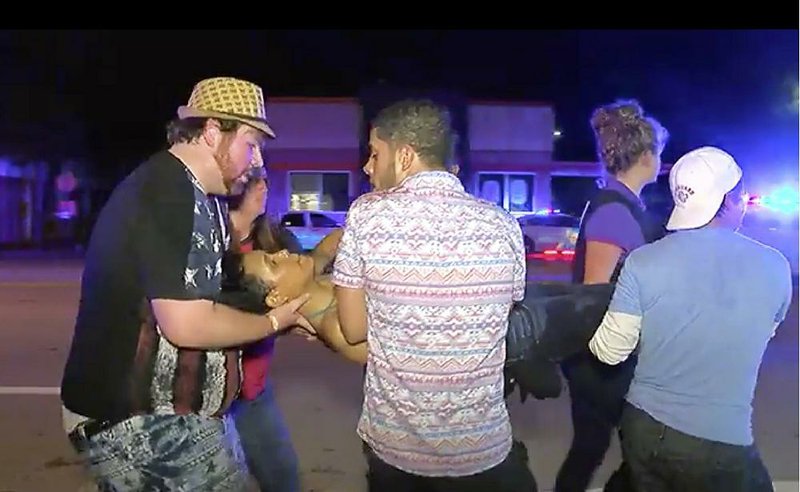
611,228,792,445
583,177,646,254
60,151,239,421
332,171,526,477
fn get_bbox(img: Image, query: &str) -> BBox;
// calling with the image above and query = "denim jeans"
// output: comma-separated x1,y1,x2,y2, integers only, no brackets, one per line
620,403,774,492
230,380,299,492
70,413,248,491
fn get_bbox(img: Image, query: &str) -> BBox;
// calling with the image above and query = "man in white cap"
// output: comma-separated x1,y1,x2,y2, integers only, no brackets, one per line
588,146,792,491
60,77,312,490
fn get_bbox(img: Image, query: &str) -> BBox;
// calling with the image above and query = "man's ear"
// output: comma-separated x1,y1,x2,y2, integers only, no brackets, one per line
202,119,222,148
265,289,289,308
397,145,415,171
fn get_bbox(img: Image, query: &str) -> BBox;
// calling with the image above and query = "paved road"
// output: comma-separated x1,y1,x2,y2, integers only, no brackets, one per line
0,259,796,491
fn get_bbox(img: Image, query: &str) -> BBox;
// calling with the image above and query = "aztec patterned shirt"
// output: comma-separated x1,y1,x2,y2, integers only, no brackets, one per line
333,171,526,476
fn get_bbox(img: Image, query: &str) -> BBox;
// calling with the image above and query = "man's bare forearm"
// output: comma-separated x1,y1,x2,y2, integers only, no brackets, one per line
153,299,275,350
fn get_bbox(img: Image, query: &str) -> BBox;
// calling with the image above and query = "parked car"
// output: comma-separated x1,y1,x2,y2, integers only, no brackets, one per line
516,211,580,261
279,211,342,251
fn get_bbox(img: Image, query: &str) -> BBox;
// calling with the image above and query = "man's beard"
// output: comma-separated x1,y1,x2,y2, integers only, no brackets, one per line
373,159,398,191
214,147,242,195
228,177,248,197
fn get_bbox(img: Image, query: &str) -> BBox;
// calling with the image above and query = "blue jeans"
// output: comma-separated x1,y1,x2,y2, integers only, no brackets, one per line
70,414,248,491
231,380,299,492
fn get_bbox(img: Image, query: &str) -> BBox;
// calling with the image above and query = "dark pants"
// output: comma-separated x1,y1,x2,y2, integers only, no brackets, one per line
364,441,537,492
620,404,774,492
230,380,299,492
555,352,636,492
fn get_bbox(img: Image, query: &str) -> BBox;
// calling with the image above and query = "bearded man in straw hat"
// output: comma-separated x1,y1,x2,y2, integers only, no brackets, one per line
60,77,313,490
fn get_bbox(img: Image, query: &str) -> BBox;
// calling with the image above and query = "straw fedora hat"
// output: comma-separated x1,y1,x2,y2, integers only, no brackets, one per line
177,77,276,138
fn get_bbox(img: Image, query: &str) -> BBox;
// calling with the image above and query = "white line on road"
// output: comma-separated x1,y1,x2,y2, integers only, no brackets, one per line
0,386,796,492
579,484,798,492
0,282,78,288
0,386,60,395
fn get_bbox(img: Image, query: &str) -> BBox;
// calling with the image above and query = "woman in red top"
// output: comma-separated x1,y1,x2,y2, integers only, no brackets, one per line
227,171,304,492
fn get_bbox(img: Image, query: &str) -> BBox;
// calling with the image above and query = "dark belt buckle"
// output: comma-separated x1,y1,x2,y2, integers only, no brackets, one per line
68,419,117,449
68,424,88,450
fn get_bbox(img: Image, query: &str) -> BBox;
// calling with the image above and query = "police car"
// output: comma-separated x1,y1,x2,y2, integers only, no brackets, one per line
516,210,580,261
279,211,342,251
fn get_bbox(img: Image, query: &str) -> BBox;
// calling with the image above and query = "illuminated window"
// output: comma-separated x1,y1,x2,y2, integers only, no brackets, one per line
476,173,535,212
288,172,350,212
478,173,505,207
508,175,534,212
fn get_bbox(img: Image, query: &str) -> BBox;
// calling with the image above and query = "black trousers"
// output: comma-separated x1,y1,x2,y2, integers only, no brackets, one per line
620,404,774,492
364,441,537,492
555,352,637,492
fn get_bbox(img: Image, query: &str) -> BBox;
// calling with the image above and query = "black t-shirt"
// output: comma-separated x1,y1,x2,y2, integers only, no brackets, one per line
60,151,240,422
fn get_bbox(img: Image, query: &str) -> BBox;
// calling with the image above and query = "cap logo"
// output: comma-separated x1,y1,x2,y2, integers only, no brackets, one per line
675,185,695,204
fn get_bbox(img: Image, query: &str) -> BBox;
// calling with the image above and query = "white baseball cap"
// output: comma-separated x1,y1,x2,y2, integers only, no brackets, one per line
666,146,742,231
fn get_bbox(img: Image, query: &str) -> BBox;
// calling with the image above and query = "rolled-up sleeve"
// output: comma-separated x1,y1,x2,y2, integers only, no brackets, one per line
589,257,643,364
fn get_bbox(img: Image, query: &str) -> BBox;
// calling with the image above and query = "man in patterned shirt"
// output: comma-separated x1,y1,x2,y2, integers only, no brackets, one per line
60,77,311,490
333,99,536,491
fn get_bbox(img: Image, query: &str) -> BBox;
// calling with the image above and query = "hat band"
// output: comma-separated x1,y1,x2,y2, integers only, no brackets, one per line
192,107,268,124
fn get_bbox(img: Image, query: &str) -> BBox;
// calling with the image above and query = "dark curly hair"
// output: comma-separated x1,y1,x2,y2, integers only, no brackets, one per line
372,99,452,169
217,252,271,315
166,117,242,146
590,100,669,176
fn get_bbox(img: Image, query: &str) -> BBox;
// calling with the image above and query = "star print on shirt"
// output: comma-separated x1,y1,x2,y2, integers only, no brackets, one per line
192,232,207,250
184,267,198,288
209,228,220,253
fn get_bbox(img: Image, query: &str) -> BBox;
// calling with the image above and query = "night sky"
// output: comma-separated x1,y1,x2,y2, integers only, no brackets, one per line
1,29,797,189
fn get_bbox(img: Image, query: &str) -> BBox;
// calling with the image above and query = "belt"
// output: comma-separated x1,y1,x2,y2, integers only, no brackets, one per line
68,418,124,449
